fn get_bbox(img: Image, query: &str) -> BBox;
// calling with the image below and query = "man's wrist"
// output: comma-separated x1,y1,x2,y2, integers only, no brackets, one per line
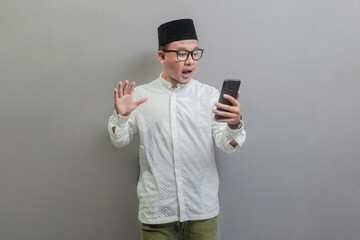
111,110,130,125
228,115,243,129
228,121,243,129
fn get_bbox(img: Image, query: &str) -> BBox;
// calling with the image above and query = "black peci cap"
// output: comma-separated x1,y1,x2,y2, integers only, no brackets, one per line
158,18,198,47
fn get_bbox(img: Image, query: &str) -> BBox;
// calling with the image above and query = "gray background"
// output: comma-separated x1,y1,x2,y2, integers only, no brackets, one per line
1,0,359,239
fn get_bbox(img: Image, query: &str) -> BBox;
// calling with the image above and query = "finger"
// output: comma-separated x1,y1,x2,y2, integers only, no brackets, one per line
213,117,232,123
123,80,129,95
135,98,148,106
128,82,136,95
114,88,118,100
216,103,240,115
215,102,233,112
212,109,237,118
118,81,123,97
223,94,239,106
214,117,240,124
236,90,240,100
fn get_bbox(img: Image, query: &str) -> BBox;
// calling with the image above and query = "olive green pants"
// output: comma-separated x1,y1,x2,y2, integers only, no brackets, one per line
141,216,218,240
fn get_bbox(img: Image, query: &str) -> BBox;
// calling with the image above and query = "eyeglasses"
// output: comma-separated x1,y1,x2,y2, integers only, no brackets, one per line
161,49,204,61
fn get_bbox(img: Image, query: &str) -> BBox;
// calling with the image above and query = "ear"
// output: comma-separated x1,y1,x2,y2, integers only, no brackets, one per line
157,50,165,64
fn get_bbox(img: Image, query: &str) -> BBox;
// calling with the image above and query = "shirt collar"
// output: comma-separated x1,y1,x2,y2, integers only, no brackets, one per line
159,72,191,90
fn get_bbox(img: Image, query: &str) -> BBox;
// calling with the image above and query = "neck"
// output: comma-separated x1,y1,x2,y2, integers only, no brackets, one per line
161,72,179,88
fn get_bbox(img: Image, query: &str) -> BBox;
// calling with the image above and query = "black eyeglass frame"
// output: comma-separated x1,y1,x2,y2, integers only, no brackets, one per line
161,49,204,61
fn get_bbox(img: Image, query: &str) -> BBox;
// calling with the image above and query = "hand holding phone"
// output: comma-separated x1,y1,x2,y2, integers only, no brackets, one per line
214,79,241,120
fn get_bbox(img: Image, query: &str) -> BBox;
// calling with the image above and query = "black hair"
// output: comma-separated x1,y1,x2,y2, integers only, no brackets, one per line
158,43,170,51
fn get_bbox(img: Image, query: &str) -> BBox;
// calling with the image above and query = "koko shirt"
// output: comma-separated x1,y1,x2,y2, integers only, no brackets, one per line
108,73,246,224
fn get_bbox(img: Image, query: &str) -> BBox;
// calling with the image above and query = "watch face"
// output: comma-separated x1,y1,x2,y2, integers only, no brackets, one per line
235,123,241,128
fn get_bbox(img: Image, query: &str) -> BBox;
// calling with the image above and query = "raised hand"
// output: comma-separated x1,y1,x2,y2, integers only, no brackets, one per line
213,90,242,126
114,80,147,116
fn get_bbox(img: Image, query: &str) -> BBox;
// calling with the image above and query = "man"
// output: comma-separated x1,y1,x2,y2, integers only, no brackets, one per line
108,19,246,240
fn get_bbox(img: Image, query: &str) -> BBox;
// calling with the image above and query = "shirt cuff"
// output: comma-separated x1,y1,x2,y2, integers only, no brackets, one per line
225,120,244,138
110,110,130,125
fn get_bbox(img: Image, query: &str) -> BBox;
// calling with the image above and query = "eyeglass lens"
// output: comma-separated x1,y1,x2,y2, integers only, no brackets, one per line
177,50,203,61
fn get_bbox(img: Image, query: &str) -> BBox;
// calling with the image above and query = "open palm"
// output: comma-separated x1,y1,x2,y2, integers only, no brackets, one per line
114,80,147,116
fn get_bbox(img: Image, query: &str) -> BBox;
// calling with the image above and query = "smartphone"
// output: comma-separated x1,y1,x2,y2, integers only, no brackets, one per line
214,79,241,120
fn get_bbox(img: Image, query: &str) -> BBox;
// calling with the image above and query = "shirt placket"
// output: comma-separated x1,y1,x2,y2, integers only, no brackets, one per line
170,89,185,222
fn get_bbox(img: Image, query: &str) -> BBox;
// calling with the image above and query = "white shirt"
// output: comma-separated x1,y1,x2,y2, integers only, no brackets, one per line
108,73,246,224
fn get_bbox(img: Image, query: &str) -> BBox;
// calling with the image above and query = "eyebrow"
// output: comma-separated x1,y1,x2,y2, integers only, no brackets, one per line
177,47,199,51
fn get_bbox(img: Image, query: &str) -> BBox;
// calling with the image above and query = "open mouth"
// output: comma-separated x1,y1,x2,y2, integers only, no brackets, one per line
181,69,193,78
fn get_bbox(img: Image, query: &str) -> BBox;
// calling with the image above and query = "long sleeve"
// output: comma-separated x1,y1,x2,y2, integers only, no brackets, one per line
108,110,138,148
211,119,246,153
108,75,247,224
211,91,246,153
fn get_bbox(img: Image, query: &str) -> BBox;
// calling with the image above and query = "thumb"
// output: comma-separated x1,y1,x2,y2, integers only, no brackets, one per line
135,98,148,106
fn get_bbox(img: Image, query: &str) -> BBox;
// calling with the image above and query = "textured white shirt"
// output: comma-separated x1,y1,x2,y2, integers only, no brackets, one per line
108,73,246,224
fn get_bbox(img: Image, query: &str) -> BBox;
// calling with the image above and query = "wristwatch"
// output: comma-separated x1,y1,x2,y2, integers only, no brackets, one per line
228,121,243,129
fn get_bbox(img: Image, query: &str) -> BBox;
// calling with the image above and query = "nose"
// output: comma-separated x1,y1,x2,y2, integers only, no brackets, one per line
184,54,194,65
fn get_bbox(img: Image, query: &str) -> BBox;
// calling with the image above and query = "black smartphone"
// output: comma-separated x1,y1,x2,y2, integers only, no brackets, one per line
215,79,241,120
